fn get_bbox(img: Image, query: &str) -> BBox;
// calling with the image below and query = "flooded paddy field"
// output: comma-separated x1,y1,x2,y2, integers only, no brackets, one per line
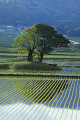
0,77,80,120
59,68,80,75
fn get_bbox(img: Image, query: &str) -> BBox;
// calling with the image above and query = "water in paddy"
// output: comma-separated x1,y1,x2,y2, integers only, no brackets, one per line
45,62,80,75
59,68,80,75
57,65,80,75
0,78,80,120
0,78,69,104
46,62,80,65
0,78,80,108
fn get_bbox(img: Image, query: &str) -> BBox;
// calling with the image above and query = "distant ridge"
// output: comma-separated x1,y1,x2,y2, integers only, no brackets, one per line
0,0,80,27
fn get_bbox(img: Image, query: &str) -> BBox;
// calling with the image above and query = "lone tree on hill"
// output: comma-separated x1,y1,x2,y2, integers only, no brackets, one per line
12,23,70,62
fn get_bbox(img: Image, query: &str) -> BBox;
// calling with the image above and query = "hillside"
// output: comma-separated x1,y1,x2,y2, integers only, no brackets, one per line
0,0,80,27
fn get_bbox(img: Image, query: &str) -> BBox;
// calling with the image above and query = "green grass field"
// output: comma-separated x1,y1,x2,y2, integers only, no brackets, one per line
0,31,20,45
0,31,80,75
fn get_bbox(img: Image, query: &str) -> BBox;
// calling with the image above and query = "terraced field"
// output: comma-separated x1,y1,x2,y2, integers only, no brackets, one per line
0,31,80,120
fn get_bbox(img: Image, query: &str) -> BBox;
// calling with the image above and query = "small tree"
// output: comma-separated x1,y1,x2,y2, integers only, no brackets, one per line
12,26,38,61
35,23,70,62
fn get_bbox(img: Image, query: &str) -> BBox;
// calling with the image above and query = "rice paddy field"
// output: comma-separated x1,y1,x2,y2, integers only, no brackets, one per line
0,31,80,120
0,77,80,120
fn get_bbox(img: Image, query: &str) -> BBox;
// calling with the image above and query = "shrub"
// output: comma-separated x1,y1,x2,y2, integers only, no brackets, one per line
11,62,62,71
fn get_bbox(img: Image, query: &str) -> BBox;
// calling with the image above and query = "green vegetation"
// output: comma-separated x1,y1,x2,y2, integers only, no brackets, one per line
0,63,9,69
0,50,80,63
10,62,61,70
12,24,70,62
0,30,80,76
0,31,20,45
35,24,70,62
61,65,80,68
0,1,80,119
0,62,61,76
12,26,39,61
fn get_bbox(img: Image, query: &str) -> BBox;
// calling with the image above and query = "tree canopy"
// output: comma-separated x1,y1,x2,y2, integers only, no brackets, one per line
34,23,70,62
12,23,70,62
12,26,39,61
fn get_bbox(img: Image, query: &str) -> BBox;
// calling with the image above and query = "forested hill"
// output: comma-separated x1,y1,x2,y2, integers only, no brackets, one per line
0,0,80,26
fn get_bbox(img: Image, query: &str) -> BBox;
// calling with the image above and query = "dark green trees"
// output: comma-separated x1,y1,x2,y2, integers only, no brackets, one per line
35,23,70,62
13,23,70,62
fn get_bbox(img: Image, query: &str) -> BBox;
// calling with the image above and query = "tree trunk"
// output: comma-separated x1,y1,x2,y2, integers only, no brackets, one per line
27,49,33,61
39,52,44,62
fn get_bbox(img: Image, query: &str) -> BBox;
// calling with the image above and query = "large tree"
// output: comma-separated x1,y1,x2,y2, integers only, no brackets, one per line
12,26,38,61
13,23,70,62
35,23,70,62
